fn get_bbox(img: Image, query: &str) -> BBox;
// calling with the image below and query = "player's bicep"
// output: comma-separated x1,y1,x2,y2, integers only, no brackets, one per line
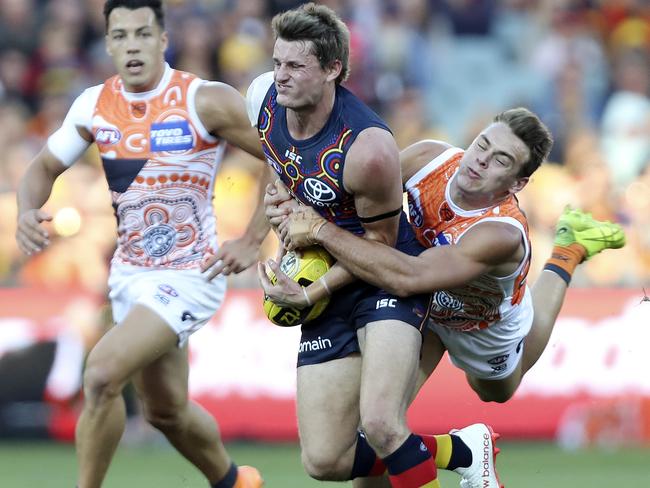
39,146,71,179
400,139,451,184
345,128,403,245
409,225,520,291
416,245,491,290
196,83,265,159
46,124,91,169
46,86,96,167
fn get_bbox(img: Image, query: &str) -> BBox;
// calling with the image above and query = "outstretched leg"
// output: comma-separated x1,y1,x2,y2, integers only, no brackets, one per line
523,207,625,373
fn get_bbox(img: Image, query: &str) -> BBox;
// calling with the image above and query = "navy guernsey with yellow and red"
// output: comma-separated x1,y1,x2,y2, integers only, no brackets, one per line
257,83,389,235
250,74,430,368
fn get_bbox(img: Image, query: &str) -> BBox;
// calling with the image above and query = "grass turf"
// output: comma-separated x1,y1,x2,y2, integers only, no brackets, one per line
0,440,648,487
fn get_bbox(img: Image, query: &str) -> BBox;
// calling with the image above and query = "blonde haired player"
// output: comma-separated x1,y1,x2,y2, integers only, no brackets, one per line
269,107,625,488
15,1,267,487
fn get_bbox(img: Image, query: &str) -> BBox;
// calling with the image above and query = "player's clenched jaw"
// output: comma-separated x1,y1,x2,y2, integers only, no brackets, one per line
273,37,341,111
105,7,168,93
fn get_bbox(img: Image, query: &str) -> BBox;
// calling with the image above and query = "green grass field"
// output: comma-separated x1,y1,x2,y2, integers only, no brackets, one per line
0,441,648,487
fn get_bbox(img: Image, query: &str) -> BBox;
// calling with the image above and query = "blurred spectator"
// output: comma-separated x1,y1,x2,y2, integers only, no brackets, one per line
0,0,42,54
0,49,33,108
600,48,650,189
1,0,648,290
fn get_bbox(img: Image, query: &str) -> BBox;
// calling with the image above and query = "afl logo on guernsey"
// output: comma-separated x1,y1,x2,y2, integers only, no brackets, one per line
408,201,423,228
95,127,121,145
304,178,336,204
150,120,194,152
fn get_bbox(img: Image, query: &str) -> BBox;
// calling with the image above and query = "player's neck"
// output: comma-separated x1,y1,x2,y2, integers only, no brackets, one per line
450,180,507,211
286,85,336,140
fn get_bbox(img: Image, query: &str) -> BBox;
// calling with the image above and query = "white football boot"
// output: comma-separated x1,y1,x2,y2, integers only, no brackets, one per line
451,423,503,488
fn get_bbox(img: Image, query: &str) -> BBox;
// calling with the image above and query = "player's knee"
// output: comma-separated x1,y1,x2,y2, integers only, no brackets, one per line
301,449,349,481
82,366,123,405
361,413,403,454
475,387,515,403
143,403,187,433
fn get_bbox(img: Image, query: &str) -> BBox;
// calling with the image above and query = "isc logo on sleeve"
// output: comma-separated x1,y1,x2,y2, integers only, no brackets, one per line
150,120,194,152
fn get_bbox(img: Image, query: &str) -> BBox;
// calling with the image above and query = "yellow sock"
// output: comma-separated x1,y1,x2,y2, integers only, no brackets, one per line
433,434,452,469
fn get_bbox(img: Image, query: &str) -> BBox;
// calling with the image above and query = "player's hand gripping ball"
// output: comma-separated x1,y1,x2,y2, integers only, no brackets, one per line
263,246,334,327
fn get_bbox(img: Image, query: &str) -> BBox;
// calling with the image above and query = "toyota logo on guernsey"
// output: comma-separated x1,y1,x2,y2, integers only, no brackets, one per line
303,178,336,205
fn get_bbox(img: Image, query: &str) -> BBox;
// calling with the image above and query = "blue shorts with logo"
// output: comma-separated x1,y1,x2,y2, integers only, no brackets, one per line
297,214,431,367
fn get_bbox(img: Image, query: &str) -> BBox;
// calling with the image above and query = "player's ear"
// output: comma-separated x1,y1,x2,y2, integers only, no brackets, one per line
105,36,113,57
510,176,529,194
325,60,342,83
160,31,169,53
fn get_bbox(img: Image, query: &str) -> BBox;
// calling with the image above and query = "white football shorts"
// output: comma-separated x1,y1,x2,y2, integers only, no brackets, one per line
428,286,534,380
108,262,226,346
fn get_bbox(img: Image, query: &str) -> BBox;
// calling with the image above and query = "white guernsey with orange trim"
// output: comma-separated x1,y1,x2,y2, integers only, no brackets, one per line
405,147,534,379
48,64,227,342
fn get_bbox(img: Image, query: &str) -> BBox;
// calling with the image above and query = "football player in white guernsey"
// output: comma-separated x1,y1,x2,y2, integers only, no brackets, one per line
273,107,625,402
15,1,266,487
269,107,625,488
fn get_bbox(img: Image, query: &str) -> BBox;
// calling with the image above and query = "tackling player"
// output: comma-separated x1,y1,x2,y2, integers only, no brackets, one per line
269,107,625,488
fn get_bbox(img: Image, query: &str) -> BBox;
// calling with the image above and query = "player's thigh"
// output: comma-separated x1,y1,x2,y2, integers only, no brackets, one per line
359,320,422,418
131,344,189,414
466,358,524,402
85,304,178,386
297,354,362,461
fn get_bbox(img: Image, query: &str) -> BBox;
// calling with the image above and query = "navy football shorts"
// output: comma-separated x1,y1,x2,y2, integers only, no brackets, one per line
297,212,431,367
297,284,431,366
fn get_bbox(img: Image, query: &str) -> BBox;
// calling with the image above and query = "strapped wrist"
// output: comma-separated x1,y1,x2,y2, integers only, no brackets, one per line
302,287,312,307
319,276,331,296
311,219,327,243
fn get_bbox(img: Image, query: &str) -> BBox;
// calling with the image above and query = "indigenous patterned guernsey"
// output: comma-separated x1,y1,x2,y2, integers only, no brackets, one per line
85,64,224,268
256,81,389,235
405,147,531,332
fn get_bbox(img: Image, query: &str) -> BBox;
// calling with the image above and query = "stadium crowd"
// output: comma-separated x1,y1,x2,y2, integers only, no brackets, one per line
0,0,648,291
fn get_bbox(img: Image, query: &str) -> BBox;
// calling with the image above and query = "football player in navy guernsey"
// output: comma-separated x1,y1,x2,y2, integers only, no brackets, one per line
254,4,499,488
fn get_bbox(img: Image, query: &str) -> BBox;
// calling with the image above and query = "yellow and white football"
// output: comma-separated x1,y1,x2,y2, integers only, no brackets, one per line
263,246,334,327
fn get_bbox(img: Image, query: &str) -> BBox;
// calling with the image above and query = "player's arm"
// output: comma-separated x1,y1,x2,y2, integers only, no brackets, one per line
195,82,271,277
284,211,522,296
201,164,274,279
259,128,404,307
16,148,69,255
16,103,93,256
300,127,405,300
399,139,451,185
346,127,404,245
195,82,265,159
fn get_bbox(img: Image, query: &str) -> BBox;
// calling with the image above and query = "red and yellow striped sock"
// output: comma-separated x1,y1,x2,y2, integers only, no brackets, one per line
421,434,472,470
384,434,439,487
